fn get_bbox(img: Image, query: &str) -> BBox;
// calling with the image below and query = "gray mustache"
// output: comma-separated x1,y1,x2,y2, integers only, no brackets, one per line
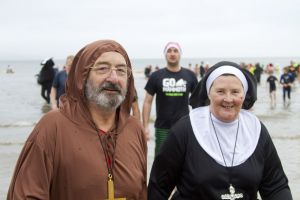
99,82,121,93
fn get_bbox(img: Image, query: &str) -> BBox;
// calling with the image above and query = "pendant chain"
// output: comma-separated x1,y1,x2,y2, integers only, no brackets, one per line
209,112,240,167
98,132,113,176
210,113,244,199
93,123,114,177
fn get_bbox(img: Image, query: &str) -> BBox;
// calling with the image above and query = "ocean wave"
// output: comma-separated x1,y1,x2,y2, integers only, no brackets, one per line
0,141,24,146
0,121,36,128
272,135,300,140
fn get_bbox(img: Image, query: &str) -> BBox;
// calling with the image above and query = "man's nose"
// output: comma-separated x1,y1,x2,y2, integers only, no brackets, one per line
106,69,118,83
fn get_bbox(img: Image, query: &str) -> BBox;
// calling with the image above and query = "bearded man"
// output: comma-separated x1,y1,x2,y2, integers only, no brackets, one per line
142,42,198,156
7,40,147,200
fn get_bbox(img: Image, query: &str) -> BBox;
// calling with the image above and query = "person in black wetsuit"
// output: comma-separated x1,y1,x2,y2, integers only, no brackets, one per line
266,70,278,108
38,58,56,103
280,67,293,106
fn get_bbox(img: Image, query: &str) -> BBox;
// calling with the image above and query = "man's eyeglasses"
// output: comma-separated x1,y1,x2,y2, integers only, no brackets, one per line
90,64,132,77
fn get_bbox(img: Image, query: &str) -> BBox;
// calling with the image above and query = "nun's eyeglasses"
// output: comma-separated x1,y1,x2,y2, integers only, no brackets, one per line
90,63,131,77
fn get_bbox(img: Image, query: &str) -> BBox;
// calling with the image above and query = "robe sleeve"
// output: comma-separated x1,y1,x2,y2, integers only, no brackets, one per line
148,118,187,199
258,124,293,200
139,127,148,200
7,126,54,200
139,181,148,200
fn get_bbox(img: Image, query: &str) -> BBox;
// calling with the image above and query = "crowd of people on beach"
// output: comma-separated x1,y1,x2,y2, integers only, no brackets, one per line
144,59,299,109
6,40,295,199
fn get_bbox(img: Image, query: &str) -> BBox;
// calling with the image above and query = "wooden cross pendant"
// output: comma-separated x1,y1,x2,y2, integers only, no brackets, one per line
105,174,126,200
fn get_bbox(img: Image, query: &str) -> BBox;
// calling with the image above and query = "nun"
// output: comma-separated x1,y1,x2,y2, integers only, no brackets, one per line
148,61,292,199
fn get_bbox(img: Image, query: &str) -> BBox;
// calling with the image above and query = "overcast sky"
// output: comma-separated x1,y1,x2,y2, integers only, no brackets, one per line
1,0,299,60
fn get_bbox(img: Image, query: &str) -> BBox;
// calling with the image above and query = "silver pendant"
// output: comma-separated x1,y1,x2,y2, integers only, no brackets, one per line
221,184,243,200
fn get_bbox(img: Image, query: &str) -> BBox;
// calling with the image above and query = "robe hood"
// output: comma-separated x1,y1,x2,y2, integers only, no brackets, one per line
190,61,257,110
60,40,135,130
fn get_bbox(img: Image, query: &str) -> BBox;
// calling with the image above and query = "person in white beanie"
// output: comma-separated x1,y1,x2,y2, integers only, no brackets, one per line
142,42,198,156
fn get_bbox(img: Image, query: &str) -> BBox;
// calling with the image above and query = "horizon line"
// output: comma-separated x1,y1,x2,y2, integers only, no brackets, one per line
1,55,300,62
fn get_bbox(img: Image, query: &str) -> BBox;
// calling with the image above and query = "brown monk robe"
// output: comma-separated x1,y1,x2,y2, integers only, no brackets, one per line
7,40,147,200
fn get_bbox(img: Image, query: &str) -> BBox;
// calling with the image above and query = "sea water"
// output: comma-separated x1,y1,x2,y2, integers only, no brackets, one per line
0,58,299,199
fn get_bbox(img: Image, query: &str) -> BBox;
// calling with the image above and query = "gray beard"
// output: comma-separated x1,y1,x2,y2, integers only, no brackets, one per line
85,80,126,112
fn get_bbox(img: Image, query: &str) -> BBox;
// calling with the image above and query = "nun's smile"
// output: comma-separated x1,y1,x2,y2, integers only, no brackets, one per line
208,75,245,123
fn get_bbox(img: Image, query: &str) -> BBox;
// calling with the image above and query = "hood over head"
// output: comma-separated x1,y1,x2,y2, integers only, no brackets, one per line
189,61,257,110
41,57,53,65
60,40,135,130
41,58,55,68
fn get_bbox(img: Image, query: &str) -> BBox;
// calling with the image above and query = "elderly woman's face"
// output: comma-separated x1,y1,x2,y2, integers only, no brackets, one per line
208,75,245,122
